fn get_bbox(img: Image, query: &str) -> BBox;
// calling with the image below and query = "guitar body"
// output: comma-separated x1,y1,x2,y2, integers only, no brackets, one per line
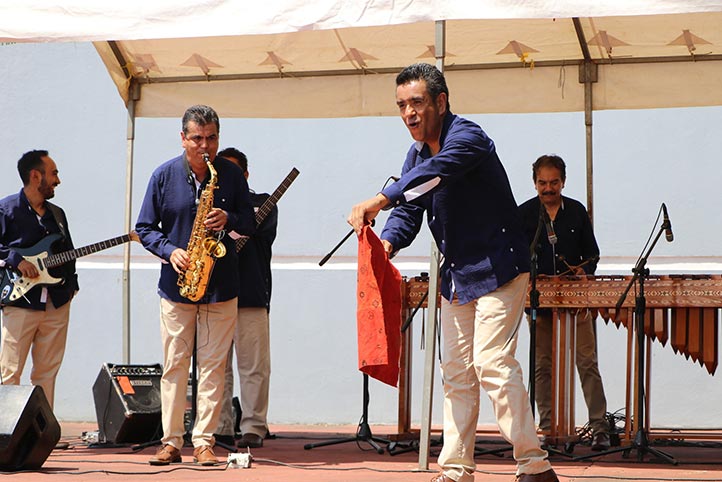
0,231,138,306
0,234,64,304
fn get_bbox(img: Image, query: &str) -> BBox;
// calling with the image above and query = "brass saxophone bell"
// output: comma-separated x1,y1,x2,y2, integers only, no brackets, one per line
203,237,227,258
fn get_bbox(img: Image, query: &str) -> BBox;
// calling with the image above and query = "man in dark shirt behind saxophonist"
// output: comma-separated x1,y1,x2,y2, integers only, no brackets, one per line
216,147,277,449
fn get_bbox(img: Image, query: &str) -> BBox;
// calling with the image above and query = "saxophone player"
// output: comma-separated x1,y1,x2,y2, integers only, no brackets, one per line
136,105,255,466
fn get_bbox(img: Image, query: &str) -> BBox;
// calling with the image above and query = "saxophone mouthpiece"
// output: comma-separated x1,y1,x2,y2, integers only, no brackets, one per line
202,153,210,163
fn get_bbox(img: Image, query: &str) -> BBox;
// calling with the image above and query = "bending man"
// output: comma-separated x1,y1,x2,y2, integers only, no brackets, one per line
348,63,558,482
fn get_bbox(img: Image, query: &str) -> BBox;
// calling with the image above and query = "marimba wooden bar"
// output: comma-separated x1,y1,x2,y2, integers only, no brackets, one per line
536,274,722,375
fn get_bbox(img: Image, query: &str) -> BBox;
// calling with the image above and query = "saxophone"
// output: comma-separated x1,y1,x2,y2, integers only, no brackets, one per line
178,153,227,301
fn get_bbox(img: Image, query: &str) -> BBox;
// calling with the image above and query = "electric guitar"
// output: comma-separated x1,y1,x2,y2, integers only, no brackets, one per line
235,167,299,252
0,231,139,305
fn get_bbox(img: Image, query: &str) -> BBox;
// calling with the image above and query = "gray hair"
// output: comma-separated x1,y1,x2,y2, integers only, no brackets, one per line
182,105,220,134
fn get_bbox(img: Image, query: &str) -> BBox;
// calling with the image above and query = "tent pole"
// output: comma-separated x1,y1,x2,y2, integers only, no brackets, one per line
122,80,140,364
418,19,446,472
583,62,595,225
572,19,597,226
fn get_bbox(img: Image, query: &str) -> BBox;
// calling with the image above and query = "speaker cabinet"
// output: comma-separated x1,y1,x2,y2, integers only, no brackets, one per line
0,385,60,471
92,363,162,444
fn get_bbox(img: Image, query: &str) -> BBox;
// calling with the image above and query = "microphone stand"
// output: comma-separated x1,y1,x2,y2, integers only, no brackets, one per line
319,229,354,266
319,219,375,267
311,181,394,453
320,175,398,266
576,213,676,464
401,291,427,333
528,204,546,417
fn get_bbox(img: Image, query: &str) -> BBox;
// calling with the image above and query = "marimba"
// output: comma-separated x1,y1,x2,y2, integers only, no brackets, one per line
535,274,722,442
536,274,721,374
396,274,722,443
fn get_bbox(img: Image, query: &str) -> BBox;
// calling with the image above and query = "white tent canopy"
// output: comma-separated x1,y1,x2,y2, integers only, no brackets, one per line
91,14,722,118
4,1,722,117
6,1,722,40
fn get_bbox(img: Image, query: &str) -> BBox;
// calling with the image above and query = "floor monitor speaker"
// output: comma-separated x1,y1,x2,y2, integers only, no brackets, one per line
92,363,162,444
0,385,60,471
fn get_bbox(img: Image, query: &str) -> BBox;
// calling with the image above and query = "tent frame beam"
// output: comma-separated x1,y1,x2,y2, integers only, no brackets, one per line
122,54,722,86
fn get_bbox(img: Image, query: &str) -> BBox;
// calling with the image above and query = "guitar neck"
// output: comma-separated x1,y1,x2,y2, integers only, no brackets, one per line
236,168,300,251
45,234,132,268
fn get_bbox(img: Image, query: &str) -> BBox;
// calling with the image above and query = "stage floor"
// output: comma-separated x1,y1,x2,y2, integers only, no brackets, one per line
7,422,722,481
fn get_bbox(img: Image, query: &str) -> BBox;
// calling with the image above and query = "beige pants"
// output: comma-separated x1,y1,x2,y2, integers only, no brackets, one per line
218,307,271,438
533,309,608,434
159,297,237,449
437,273,551,481
0,301,71,409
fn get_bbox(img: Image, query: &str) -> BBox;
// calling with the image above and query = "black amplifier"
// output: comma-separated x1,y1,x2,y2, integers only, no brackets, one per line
92,363,163,444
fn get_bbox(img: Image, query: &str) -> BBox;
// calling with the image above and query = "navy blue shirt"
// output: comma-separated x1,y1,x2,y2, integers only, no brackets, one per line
518,195,599,276
0,189,78,310
381,112,530,305
237,192,277,310
135,154,255,304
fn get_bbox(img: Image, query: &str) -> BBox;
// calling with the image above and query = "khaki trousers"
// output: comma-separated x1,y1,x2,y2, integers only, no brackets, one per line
159,297,236,449
218,307,271,437
438,273,551,481
533,309,608,434
0,301,71,409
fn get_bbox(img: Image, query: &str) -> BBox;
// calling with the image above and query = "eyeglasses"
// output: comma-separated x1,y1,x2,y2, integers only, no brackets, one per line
185,134,219,145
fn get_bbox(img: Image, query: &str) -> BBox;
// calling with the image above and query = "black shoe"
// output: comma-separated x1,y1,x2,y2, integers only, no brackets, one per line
515,468,560,482
540,434,555,448
54,442,70,450
591,431,611,451
237,433,263,448
214,434,235,447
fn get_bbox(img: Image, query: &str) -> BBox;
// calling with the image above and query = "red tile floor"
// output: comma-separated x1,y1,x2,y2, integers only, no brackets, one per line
5,422,722,481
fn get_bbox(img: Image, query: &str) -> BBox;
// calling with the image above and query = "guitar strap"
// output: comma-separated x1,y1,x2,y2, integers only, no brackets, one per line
46,202,69,240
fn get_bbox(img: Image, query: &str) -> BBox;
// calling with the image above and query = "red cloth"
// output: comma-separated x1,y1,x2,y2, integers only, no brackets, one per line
356,225,402,387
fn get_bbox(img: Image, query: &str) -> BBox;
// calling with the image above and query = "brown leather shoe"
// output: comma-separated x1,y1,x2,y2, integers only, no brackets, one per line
430,472,455,482
193,445,218,466
237,432,263,449
515,468,560,482
149,444,182,466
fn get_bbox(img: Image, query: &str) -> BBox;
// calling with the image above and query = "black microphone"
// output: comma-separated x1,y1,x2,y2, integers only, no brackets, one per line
662,202,674,242
541,207,557,245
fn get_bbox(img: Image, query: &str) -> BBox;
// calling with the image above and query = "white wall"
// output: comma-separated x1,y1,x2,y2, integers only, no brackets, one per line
1,41,721,431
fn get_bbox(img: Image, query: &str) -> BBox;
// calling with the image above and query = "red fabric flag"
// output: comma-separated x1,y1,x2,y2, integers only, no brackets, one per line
356,225,402,387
